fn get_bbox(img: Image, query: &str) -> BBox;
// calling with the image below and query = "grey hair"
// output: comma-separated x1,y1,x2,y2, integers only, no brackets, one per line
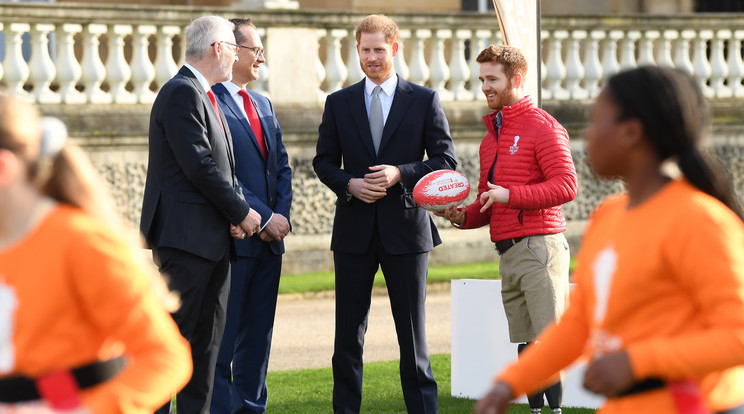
184,16,235,62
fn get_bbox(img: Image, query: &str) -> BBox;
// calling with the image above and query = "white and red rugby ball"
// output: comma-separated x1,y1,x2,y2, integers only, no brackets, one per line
413,170,470,212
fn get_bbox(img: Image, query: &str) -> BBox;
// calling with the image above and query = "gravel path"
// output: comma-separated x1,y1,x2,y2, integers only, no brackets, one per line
269,288,452,372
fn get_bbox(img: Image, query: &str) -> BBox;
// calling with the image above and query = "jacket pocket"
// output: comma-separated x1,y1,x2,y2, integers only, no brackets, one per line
402,192,418,209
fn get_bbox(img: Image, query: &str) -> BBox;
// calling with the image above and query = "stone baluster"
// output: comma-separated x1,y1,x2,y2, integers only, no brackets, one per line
728,30,744,98
655,30,677,67
3,23,31,96
316,29,327,101
253,28,270,96
345,30,364,85
81,24,108,103
105,25,135,103
408,29,431,86
584,30,604,98
674,30,695,75
637,30,658,66
619,30,640,70
545,30,568,100
154,25,180,88
450,29,472,101
29,24,59,103
324,29,347,93
178,26,188,66
692,29,713,97
429,29,452,100
131,25,157,103
55,23,85,104
709,29,730,98
541,30,550,100
470,29,491,100
602,30,623,79
394,29,411,81
564,30,587,100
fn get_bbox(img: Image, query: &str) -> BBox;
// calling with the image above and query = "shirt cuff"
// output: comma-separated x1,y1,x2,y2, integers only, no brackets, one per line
261,213,274,231
345,178,353,201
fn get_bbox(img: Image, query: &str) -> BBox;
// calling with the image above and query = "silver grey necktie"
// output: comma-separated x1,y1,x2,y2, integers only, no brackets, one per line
369,86,383,154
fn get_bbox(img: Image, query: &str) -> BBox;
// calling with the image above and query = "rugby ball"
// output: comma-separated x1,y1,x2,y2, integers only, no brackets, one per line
413,170,471,212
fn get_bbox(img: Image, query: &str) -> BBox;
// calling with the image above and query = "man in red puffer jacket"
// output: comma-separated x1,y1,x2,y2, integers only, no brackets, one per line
436,44,577,414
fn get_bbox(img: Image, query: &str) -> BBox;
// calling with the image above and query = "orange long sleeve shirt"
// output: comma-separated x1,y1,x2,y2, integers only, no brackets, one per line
0,205,191,413
498,179,744,413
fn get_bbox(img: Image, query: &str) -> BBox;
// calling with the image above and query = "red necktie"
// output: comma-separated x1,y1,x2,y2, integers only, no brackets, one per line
206,89,225,134
238,89,267,160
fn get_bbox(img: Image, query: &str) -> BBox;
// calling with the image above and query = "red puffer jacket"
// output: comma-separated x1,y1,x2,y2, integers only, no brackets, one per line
459,96,577,242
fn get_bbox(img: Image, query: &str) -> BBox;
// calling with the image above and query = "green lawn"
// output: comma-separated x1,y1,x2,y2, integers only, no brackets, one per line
267,354,596,413
279,259,577,294
279,260,503,294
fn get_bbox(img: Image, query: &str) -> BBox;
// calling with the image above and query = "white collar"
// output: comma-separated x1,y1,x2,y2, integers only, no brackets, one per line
184,63,211,93
221,81,243,96
365,73,398,97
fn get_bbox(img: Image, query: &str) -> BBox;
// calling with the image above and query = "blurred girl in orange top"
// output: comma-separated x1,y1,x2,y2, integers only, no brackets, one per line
0,93,191,413
476,66,744,414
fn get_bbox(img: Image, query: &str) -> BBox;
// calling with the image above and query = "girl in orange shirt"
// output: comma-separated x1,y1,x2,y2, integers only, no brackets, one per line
476,66,744,414
0,93,192,413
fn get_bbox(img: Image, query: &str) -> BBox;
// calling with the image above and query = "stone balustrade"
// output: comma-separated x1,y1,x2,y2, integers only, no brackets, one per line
2,4,743,103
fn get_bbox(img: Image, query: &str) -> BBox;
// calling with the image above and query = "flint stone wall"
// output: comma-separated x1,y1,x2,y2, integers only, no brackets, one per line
44,101,744,274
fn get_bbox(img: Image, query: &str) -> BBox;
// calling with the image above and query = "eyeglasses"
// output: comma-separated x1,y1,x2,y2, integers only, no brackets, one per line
236,44,266,58
211,40,241,55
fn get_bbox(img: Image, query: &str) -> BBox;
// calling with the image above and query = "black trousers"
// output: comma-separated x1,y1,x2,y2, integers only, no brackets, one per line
331,229,437,414
154,247,231,414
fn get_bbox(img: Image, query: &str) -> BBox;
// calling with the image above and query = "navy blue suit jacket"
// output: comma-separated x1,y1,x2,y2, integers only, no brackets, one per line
313,77,456,255
212,83,292,257
140,66,250,262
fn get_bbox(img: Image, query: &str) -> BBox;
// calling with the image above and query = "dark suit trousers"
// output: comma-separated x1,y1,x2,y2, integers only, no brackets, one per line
332,228,437,414
211,243,282,414
154,247,231,414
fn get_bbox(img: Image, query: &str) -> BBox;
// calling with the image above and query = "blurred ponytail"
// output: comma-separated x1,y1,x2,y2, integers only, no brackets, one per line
677,145,743,220
605,66,743,221
31,116,181,311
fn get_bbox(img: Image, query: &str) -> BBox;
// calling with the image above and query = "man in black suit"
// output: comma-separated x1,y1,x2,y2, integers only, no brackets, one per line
312,14,457,414
140,15,262,414
210,18,292,414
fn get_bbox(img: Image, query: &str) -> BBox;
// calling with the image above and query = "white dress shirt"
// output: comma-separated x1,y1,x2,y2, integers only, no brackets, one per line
364,73,398,125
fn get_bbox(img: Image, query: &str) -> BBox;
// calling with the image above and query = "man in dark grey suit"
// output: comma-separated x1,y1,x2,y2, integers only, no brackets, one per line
210,18,292,414
140,15,261,414
313,14,457,414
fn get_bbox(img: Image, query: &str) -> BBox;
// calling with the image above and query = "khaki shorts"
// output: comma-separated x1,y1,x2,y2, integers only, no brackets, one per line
498,233,570,343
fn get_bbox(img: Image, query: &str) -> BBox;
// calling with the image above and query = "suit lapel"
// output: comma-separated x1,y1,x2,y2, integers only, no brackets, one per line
378,77,413,155
214,85,263,159
183,71,236,175
249,90,272,159
347,80,377,158
214,85,269,162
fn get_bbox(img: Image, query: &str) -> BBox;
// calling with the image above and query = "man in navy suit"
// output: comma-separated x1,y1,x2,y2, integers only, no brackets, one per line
140,15,262,414
210,18,292,414
313,14,456,414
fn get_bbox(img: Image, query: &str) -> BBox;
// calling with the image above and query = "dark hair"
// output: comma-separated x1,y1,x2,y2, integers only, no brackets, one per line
605,66,742,220
230,17,256,45
476,44,528,84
